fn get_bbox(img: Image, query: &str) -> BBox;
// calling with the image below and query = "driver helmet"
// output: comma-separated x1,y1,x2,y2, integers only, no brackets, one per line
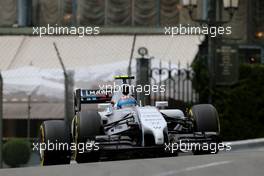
117,84,136,108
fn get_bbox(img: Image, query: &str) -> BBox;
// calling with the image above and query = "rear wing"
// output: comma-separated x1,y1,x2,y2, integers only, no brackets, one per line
114,75,134,84
74,89,112,112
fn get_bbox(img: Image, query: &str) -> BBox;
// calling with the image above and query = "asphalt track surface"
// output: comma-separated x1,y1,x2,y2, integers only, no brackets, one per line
0,147,263,176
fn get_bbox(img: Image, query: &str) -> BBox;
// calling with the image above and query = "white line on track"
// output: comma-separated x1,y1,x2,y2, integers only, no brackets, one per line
156,160,232,176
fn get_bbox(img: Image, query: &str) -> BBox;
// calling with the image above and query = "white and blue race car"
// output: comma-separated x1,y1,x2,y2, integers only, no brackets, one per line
39,76,220,165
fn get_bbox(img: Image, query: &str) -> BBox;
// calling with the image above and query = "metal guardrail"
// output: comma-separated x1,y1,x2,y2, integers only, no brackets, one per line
224,138,264,151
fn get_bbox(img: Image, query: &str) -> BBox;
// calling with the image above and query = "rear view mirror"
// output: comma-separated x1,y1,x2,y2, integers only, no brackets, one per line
155,101,168,109
98,103,111,111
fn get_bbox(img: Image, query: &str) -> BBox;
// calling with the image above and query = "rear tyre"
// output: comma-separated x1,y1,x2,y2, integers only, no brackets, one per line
190,104,220,155
39,120,71,166
74,110,101,163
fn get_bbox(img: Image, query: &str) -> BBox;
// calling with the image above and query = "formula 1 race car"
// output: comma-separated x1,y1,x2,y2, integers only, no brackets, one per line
39,76,220,165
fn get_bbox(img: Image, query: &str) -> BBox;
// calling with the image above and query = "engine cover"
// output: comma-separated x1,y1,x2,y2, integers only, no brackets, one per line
137,107,167,145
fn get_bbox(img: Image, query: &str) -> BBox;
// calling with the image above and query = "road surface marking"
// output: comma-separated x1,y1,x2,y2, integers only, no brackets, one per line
157,160,232,176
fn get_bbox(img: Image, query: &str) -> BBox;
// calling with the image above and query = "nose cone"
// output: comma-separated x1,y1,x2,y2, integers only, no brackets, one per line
137,107,167,145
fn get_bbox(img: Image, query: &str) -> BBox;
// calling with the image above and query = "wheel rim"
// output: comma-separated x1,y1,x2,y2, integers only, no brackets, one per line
73,116,79,160
40,125,45,166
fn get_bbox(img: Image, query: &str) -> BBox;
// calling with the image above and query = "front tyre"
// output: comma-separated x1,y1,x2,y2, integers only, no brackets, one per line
73,110,102,163
190,104,220,155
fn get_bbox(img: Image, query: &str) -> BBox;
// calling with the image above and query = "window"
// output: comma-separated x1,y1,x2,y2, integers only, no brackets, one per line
254,0,264,32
